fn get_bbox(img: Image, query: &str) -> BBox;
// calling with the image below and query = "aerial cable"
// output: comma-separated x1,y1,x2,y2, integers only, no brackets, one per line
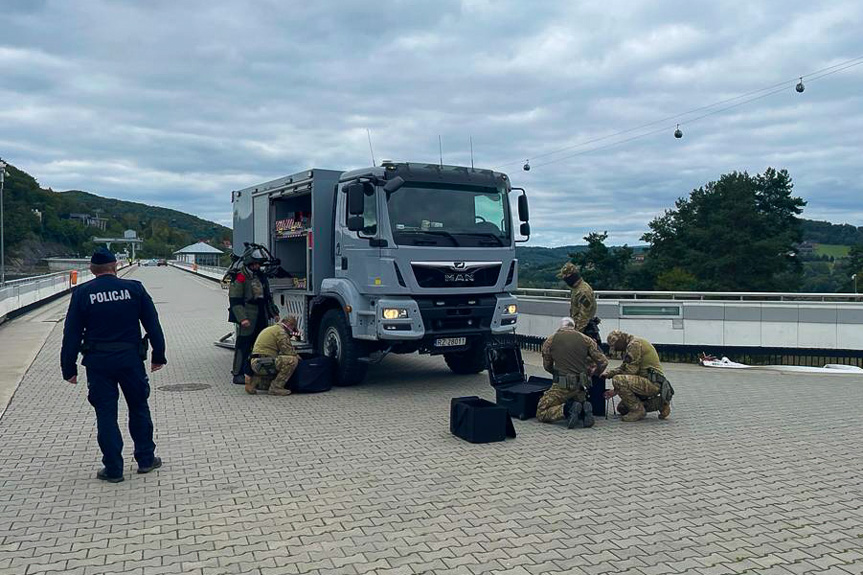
499,53,863,170
525,58,863,169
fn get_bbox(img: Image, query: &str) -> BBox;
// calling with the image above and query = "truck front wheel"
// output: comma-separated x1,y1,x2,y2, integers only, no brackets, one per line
444,341,487,375
318,309,368,386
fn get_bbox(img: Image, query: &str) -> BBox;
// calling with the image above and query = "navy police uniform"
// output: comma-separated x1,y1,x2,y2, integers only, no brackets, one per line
60,249,167,480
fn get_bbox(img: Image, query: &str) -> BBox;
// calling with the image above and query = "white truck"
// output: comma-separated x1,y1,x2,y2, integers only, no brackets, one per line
231,161,530,385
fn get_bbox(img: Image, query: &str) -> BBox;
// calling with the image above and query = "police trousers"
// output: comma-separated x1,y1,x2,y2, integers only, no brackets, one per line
85,352,155,477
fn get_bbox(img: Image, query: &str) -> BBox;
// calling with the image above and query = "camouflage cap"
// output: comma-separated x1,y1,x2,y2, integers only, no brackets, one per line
557,262,579,279
606,330,627,348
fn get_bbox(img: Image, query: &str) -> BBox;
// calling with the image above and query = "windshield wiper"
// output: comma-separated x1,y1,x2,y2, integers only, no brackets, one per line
400,230,460,246
455,232,506,246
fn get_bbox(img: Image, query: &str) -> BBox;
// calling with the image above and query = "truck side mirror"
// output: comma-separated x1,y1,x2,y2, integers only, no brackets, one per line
520,222,531,237
347,216,364,232
346,183,365,216
518,193,529,222
383,176,405,193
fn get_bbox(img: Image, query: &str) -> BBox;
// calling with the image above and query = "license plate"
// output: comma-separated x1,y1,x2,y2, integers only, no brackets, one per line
435,337,467,347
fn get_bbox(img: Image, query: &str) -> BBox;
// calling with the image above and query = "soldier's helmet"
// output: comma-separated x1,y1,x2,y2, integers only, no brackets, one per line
243,248,267,266
556,262,579,279
606,330,627,349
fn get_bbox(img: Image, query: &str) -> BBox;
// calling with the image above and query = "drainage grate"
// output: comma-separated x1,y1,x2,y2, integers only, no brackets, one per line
157,383,212,392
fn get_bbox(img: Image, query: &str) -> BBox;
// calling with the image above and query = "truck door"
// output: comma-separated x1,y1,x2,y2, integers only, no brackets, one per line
335,182,381,288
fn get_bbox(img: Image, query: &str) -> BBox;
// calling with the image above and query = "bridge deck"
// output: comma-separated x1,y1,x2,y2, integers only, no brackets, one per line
1,266,862,575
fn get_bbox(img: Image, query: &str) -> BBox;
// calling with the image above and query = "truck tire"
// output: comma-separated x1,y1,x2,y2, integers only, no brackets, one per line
318,309,368,386
444,341,487,375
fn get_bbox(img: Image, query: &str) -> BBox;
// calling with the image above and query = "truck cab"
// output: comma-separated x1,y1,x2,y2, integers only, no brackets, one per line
232,162,529,385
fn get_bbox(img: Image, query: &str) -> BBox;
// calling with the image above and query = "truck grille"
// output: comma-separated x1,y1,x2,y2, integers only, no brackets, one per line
416,295,496,335
411,263,501,288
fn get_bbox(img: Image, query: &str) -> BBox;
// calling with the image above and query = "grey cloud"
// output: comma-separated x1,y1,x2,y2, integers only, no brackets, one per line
2,0,862,241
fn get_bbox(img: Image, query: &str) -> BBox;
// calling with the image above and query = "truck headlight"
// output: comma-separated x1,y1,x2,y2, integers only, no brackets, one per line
505,304,518,315
382,308,408,319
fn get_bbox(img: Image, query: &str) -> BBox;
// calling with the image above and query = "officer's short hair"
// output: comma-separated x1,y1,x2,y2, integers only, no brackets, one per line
559,317,575,329
90,262,117,275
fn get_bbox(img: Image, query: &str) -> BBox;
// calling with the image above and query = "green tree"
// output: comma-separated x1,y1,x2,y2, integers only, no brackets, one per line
840,244,863,293
569,231,633,290
642,168,806,291
655,267,698,291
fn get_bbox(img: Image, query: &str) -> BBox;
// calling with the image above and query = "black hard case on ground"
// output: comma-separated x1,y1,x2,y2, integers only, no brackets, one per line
486,343,552,420
288,355,335,393
450,397,516,443
589,376,607,417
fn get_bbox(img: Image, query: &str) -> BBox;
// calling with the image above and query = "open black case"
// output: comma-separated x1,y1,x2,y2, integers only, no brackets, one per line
486,341,552,420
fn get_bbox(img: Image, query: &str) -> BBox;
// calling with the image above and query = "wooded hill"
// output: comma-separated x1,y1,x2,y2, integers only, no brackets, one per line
2,162,230,271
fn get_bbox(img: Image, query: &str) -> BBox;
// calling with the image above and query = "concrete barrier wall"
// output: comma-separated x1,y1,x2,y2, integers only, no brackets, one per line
517,297,863,350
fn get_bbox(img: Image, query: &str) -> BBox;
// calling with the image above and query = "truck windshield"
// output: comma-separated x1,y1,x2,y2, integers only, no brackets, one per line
386,183,510,247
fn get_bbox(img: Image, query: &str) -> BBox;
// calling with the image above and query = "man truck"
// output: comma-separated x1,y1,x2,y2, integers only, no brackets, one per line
231,161,530,385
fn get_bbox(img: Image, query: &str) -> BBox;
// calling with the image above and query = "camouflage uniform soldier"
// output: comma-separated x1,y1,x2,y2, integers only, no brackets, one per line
557,262,597,333
228,249,279,384
537,318,608,428
602,330,673,422
248,316,301,396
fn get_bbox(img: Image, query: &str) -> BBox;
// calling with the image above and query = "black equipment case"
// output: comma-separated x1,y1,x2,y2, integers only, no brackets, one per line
450,396,516,443
486,342,552,420
288,355,335,393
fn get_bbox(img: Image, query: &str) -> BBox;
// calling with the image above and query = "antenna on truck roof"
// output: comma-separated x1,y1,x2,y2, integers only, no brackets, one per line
438,135,443,167
366,129,376,166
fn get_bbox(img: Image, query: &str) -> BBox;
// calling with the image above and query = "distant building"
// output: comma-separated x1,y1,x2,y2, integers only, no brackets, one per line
68,213,108,231
796,241,816,256
173,241,224,266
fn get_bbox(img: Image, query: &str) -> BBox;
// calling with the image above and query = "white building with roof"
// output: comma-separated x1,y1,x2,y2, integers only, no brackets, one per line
173,241,224,266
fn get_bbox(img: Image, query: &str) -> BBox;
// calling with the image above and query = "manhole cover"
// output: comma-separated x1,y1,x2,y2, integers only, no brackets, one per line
157,383,212,392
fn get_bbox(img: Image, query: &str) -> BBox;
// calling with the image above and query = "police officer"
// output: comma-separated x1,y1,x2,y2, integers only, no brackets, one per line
228,249,279,384
537,317,608,429
60,248,167,483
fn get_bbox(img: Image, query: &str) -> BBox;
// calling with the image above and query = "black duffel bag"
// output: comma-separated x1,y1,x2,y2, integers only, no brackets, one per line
288,355,335,393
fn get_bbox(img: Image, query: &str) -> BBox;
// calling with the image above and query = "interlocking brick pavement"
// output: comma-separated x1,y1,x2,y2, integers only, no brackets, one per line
2,266,863,575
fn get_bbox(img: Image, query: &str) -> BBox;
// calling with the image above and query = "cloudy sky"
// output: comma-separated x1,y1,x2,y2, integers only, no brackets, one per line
2,0,862,246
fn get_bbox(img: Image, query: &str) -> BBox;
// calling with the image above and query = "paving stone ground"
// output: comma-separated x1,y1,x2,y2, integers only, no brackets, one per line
2,266,863,575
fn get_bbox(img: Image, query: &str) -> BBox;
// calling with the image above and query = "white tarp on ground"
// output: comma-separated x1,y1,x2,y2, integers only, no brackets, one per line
699,356,863,374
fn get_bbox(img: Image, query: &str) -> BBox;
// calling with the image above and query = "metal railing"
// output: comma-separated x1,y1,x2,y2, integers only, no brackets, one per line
0,262,131,320
0,270,91,318
516,287,863,303
169,260,228,282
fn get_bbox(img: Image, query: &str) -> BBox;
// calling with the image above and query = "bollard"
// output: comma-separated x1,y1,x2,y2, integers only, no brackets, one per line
70,270,78,286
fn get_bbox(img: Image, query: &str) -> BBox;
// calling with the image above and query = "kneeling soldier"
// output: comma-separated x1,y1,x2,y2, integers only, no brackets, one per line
247,316,301,396
537,317,608,428
602,330,674,422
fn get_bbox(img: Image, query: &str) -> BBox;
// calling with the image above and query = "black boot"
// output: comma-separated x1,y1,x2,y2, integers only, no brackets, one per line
232,373,245,385
564,398,583,429
581,400,595,428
